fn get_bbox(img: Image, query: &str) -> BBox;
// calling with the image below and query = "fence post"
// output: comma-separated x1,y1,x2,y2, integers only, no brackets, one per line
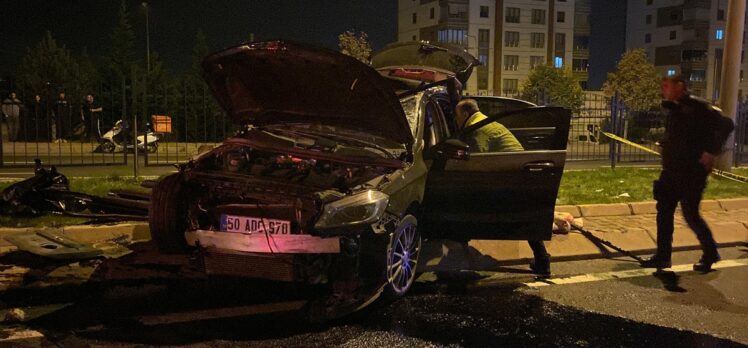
736,105,745,166
0,118,3,167
122,77,128,166
609,94,618,169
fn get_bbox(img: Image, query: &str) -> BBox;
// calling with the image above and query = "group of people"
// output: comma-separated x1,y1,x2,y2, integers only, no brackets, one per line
456,75,733,277
1,92,103,143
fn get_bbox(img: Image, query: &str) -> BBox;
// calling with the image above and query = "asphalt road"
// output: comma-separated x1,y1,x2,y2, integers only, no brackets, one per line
0,246,746,347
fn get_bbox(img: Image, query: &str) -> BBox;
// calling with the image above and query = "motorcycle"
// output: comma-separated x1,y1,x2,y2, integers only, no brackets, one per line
94,119,160,153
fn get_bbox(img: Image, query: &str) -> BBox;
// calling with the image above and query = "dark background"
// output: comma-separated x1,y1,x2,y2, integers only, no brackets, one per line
0,0,625,89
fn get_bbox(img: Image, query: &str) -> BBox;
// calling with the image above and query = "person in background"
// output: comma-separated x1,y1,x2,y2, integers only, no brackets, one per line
52,92,70,143
26,95,47,141
1,92,24,142
81,94,103,142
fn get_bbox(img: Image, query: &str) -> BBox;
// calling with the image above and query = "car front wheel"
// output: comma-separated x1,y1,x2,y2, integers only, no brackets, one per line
149,174,189,253
384,214,421,297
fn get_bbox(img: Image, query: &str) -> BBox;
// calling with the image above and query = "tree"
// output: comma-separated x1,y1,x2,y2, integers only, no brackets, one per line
191,29,210,78
338,30,372,64
76,48,100,95
603,49,661,111
521,65,584,112
105,0,136,79
16,31,79,99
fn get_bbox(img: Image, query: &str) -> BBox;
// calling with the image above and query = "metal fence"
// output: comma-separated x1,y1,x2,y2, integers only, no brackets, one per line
141,79,236,166
0,83,128,167
0,77,237,167
475,90,664,164
2,82,746,168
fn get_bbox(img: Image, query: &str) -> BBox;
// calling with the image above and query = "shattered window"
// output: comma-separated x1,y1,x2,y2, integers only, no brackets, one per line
400,97,418,137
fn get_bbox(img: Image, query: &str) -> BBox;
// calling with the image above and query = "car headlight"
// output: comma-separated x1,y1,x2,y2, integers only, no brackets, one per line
314,190,389,229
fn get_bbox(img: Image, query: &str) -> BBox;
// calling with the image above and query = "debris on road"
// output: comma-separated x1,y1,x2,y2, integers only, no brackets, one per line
552,212,581,234
4,231,133,260
3,308,25,323
0,159,150,221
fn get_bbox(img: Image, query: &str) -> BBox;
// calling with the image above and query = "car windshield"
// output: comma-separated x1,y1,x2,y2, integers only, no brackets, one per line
400,96,418,137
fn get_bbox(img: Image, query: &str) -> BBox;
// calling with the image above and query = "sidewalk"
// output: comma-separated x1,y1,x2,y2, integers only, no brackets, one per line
419,198,748,271
0,198,745,267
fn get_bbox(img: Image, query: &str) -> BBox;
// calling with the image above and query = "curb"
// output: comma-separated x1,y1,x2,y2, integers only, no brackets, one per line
556,197,748,217
0,199,746,268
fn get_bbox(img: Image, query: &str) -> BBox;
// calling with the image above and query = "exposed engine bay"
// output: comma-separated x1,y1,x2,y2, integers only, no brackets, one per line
182,133,402,235
193,144,392,193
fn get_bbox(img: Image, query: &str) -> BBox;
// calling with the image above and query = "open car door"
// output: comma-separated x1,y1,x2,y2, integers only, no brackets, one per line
422,106,571,241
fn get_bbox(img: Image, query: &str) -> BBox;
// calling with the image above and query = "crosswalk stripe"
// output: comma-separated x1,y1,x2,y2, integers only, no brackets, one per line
524,258,748,288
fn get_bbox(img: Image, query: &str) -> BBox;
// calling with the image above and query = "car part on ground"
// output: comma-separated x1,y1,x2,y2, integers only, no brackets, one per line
4,231,133,260
0,160,150,221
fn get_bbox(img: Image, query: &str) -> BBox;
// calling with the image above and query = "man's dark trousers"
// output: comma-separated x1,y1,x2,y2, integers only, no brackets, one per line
654,169,718,261
528,240,549,260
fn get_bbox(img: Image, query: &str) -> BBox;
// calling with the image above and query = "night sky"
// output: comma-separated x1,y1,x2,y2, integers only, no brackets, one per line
0,0,398,75
1,0,624,89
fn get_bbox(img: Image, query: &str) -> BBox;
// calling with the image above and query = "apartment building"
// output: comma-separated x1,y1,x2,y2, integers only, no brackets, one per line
398,0,589,95
626,0,748,100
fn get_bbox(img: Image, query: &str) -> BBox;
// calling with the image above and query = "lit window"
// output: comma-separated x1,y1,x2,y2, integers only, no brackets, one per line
667,69,676,76
554,56,563,68
716,29,724,40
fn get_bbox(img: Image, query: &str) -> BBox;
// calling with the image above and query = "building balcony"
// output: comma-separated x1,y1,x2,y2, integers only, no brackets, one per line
683,0,711,9
573,48,590,58
681,60,708,70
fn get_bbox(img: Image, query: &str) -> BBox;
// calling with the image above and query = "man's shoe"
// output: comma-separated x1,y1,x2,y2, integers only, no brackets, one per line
530,258,551,277
693,254,721,273
640,257,672,269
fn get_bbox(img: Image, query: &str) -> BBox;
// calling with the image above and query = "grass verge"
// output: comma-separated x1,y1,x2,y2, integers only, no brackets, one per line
0,168,746,227
557,167,748,205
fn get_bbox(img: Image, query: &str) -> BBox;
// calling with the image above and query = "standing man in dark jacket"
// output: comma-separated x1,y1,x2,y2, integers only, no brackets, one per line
26,95,47,141
52,92,70,143
1,92,23,142
81,94,103,142
641,76,734,272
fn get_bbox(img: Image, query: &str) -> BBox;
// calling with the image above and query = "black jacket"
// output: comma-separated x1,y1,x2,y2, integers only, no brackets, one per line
660,94,734,173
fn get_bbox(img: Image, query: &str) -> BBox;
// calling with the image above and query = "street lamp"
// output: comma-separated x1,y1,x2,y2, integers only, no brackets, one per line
142,1,150,73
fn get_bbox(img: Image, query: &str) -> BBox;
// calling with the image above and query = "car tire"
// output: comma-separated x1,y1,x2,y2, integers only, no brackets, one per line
383,214,421,298
146,143,158,153
98,142,115,153
149,174,189,254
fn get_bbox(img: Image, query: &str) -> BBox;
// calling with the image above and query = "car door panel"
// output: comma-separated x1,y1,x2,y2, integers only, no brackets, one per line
423,107,570,241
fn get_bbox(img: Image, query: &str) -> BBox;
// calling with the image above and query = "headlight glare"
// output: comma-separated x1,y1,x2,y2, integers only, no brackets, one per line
315,190,389,229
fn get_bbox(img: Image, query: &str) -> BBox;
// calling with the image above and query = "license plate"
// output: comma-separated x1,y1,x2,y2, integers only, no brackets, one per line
220,214,291,234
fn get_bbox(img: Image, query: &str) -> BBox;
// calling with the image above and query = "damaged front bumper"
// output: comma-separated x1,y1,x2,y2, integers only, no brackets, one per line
186,230,349,283
184,230,341,254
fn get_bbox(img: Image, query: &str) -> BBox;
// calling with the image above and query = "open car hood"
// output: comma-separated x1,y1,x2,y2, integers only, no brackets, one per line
202,41,413,146
371,42,479,85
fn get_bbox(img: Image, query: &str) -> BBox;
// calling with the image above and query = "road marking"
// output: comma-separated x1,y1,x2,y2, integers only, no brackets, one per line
524,258,748,288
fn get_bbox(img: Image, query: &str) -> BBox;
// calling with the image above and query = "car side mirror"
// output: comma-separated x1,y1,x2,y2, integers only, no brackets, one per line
424,139,470,161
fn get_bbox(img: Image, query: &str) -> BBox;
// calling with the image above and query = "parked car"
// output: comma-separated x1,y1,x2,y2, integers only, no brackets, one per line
149,40,571,319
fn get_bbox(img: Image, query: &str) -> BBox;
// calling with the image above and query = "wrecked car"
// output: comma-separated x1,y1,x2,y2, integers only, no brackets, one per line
148,41,570,313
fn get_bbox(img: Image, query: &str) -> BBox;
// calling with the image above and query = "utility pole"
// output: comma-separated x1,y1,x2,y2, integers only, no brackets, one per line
143,2,150,73
716,0,745,170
